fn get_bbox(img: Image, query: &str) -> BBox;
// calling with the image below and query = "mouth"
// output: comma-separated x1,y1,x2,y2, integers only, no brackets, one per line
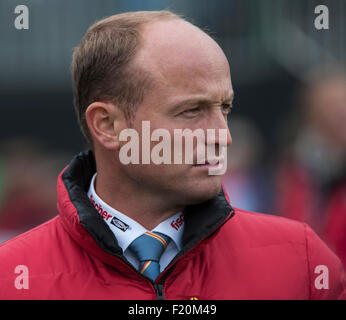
192,160,220,168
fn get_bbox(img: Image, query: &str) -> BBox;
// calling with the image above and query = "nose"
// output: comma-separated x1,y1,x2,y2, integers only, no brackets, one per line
224,124,232,147
209,110,232,147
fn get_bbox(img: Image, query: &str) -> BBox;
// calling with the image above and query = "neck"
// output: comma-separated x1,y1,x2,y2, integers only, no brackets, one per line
94,165,184,231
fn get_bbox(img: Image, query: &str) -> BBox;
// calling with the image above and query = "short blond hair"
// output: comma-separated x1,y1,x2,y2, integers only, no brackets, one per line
71,11,181,145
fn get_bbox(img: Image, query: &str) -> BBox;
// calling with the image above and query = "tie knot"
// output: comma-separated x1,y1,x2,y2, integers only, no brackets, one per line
129,231,171,262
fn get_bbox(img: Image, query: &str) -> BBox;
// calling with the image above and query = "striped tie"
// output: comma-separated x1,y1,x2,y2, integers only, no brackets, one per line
128,231,171,282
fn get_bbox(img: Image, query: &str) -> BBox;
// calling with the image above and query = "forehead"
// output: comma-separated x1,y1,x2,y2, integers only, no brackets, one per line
134,19,232,98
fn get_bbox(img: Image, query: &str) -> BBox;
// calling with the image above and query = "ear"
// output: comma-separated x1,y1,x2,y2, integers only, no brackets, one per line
85,101,127,150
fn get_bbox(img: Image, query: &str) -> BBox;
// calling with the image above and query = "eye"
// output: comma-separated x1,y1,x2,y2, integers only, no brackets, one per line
221,103,232,115
180,107,201,117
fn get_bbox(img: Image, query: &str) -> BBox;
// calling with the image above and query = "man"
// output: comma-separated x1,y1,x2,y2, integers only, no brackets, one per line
0,11,345,299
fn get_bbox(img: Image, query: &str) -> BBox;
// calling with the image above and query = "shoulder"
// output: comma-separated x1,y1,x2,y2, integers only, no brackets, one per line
219,207,346,299
0,216,63,272
223,207,307,245
0,216,79,299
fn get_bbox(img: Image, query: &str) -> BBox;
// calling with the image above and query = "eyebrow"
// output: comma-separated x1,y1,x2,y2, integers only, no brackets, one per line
169,92,235,112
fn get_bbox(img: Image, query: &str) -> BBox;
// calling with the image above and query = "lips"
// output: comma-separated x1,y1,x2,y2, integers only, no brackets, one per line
193,160,220,167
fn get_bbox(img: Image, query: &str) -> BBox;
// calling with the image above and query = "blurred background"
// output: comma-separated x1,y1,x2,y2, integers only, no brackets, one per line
0,0,345,267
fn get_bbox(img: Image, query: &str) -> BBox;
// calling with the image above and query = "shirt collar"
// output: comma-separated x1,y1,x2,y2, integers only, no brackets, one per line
87,173,184,252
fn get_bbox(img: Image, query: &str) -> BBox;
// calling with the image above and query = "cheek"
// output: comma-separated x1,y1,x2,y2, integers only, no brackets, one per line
136,122,180,164
126,115,214,166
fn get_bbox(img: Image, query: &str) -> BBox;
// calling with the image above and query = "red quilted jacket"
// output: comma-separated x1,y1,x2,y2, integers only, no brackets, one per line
0,150,345,299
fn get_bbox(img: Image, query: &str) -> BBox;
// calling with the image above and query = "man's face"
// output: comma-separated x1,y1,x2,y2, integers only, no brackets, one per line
118,19,233,206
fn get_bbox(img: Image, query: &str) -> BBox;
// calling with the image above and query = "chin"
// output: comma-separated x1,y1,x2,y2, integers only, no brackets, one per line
179,176,222,205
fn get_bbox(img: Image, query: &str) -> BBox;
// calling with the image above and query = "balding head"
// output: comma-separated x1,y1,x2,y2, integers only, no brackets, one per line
72,11,232,147
136,18,230,98
131,18,232,122
76,11,233,206
72,10,182,146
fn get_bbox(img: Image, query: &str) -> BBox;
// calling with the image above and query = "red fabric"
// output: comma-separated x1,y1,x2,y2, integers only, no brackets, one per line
276,163,317,228
276,161,346,270
324,184,346,269
0,167,345,299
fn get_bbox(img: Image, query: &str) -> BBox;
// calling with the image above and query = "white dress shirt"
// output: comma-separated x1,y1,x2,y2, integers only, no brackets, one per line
87,173,185,272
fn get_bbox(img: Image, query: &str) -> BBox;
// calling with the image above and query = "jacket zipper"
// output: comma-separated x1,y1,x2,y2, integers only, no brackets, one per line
112,208,235,300
154,283,164,300
152,208,235,300
115,254,169,299
116,256,172,300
